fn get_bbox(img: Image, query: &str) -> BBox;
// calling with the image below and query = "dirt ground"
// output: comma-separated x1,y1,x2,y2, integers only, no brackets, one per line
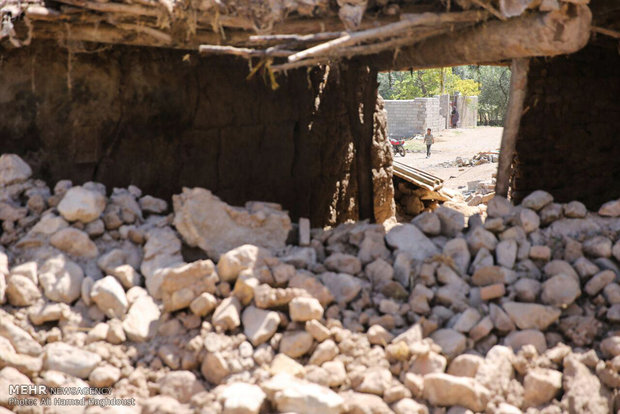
399,126,503,192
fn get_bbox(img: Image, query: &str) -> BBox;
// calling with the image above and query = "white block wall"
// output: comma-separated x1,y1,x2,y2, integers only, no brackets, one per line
384,96,452,137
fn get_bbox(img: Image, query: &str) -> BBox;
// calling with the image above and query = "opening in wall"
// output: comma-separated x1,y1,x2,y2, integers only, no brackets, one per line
377,65,510,221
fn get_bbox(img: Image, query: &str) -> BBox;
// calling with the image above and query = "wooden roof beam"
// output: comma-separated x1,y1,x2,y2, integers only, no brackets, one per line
370,4,592,71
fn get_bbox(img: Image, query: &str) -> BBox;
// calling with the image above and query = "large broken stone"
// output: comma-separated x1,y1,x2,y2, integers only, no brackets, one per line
242,306,279,346
50,228,99,258
43,342,101,378
217,244,271,282
173,187,291,257
6,275,41,306
57,186,106,223
159,260,219,312
385,224,439,261
0,337,42,375
320,272,363,304
562,353,611,413
122,292,161,342
38,255,84,304
423,373,490,412
523,368,562,408
503,302,561,330
0,154,32,186
0,319,42,356
140,227,184,284
218,382,266,414
90,276,129,319
262,373,345,414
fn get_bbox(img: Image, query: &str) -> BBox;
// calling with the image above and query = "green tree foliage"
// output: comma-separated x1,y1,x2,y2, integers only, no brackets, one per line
378,65,510,124
378,68,480,100
455,65,510,125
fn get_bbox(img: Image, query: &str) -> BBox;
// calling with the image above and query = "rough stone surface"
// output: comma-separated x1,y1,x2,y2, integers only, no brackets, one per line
280,331,313,358
503,302,561,330
242,306,280,346
43,342,101,378
218,244,271,282
122,293,161,342
262,373,344,414
541,273,581,307
57,186,106,223
0,156,619,413
385,224,439,261
219,382,266,414
212,297,242,331
521,190,553,211
6,275,41,306
91,275,129,318
320,272,362,304
38,255,84,304
289,296,324,322
50,227,99,258
523,368,562,408
423,373,490,412
0,154,32,185
173,188,292,257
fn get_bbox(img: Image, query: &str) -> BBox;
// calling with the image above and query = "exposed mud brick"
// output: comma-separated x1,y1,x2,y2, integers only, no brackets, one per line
0,43,391,227
513,43,620,208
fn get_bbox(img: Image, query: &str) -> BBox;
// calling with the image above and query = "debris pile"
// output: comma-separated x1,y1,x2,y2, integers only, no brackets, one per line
393,181,450,216
438,151,500,168
0,153,619,414
461,178,497,207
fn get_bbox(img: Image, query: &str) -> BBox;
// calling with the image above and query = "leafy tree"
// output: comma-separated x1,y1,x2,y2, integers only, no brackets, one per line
455,65,510,125
378,65,510,124
378,68,480,99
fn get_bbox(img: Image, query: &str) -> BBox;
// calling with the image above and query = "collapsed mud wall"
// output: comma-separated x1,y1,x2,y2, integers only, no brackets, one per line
0,41,394,227
512,41,620,208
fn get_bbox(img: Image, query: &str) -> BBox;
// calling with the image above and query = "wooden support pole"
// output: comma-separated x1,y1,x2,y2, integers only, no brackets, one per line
496,58,529,197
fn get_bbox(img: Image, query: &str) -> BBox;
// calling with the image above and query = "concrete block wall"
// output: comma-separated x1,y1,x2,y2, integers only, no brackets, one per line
385,95,461,137
383,100,418,137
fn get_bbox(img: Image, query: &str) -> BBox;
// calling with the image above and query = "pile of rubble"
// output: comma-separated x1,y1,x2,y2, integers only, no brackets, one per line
0,153,619,414
437,151,499,168
461,179,497,207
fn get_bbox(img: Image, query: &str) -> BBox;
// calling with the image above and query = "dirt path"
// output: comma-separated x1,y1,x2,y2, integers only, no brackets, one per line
398,126,503,192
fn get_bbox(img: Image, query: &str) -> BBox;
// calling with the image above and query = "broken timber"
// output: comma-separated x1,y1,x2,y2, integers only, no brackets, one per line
496,58,530,197
393,160,444,192
370,4,592,71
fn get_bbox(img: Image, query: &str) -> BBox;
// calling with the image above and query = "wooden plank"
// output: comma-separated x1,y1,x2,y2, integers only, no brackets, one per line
495,58,529,197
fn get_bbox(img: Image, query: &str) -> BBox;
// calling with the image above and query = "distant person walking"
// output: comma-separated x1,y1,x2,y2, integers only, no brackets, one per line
451,106,460,128
424,128,434,158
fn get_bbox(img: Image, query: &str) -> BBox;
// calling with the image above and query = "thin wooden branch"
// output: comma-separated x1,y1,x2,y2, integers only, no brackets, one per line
592,25,620,39
271,26,454,72
470,0,506,20
114,23,172,43
24,5,61,20
270,57,328,73
28,20,248,49
198,44,293,58
54,0,160,17
287,10,489,63
249,32,343,44
496,58,529,197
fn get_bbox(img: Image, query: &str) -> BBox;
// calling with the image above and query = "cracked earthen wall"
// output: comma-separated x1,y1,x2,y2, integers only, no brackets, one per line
512,41,620,208
0,42,395,227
